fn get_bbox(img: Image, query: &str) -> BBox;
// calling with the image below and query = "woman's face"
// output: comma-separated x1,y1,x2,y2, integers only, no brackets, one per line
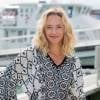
44,14,65,46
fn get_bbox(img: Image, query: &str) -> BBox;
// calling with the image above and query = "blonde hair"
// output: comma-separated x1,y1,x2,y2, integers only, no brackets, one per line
33,7,76,56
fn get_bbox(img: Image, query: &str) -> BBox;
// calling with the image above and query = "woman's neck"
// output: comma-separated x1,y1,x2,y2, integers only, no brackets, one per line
48,45,62,56
48,45,65,66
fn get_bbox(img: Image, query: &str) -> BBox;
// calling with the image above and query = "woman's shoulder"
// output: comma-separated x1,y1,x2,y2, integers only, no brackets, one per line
67,55,80,63
16,45,39,60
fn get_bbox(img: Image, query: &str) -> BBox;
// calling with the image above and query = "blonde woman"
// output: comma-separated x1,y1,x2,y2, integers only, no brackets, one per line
0,8,85,100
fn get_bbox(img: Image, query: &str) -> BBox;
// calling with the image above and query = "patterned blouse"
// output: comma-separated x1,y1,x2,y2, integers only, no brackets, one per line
0,46,85,100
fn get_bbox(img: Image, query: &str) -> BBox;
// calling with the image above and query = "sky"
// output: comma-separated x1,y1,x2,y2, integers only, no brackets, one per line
0,0,100,9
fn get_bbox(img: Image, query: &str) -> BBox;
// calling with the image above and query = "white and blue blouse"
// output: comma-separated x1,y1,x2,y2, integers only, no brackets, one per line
0,46,85,100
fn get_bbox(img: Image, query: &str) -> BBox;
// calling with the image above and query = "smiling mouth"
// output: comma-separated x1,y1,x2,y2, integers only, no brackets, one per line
49,36,59,38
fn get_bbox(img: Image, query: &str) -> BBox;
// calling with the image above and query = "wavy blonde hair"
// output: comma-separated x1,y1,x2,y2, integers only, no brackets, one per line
33,7,76,56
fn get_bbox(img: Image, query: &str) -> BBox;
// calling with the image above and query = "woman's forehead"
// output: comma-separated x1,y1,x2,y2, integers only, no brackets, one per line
46,15,63,25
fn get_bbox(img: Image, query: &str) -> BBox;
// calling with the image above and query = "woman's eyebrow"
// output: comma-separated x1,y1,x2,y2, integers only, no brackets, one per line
46,25,53,27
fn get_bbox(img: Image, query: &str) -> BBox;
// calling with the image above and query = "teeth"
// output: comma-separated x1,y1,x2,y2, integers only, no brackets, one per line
50,36,58,38
50,37,58,38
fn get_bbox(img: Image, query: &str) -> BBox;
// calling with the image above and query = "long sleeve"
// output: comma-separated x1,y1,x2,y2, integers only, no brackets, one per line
0,47,35,100
0,57,21,99
70,57,86,100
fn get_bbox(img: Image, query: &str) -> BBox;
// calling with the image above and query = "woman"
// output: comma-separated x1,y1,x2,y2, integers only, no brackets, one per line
0,7,85,100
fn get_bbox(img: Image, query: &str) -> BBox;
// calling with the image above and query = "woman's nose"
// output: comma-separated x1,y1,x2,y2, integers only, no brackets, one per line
52,28,57,34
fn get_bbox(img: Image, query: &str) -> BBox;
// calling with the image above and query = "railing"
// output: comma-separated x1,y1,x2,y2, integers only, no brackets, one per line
75,27,100,47
0,35,33,49
0,27,100,52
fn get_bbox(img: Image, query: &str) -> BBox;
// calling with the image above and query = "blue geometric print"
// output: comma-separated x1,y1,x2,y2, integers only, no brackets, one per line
0,47,85,100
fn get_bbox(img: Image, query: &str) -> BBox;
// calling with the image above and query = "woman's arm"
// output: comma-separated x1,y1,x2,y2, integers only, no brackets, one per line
0,56,21,99
0,47,35,100
70,57,86,100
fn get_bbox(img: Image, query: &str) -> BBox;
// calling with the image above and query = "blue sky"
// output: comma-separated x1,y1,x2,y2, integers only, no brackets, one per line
0,0,100,9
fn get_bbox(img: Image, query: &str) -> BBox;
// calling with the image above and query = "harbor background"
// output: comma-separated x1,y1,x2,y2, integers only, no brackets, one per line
0,0,100,100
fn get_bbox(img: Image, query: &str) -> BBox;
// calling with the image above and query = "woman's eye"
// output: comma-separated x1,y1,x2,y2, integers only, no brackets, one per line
47,26,52,29
57,26,63,29
47,27,52,28
57,26,62,28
